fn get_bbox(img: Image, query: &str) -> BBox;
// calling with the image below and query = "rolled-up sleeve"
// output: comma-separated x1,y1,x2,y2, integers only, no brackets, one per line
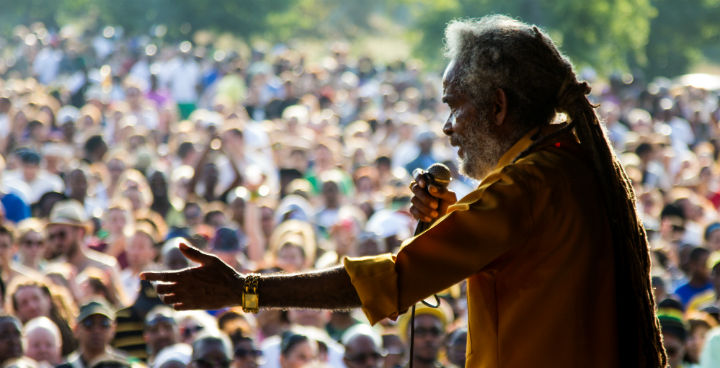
343,164,544,325
343,254,399,324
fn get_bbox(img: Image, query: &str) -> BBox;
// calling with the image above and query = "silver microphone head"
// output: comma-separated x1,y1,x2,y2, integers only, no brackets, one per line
426,163,451,188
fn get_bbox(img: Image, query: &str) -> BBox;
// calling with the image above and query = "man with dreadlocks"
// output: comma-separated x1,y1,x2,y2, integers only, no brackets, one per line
142,15,666,367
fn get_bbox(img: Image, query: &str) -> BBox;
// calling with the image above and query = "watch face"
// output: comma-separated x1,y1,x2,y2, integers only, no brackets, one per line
244,293,259,309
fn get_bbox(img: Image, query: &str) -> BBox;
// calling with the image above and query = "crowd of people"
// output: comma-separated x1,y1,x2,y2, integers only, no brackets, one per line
0,21,719,368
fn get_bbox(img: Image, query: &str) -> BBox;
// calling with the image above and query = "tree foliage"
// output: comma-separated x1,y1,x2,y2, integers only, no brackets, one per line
0,0,717,77
409,0,655,73
641,0,720,78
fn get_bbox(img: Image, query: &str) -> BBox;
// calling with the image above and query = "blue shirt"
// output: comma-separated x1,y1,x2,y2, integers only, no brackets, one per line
1,192,30,223
674,281,713,307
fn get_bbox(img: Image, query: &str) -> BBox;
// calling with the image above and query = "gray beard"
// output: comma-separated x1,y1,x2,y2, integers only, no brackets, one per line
456,117,506,180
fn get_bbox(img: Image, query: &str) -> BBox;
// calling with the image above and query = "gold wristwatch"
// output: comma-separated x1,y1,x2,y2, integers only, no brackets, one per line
242,274,260,313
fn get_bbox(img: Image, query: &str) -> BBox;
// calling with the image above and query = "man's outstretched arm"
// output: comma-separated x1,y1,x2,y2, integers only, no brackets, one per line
141,243,361,311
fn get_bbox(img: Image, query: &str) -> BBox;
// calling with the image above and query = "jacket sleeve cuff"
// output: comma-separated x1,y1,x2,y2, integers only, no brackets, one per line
343,254,400,325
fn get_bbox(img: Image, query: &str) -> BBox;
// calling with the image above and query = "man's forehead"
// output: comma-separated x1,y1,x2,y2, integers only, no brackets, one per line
442,59,459,82
442,60,462,96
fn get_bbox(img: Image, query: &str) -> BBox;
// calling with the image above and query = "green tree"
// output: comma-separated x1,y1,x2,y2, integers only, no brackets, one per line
408,0,655,73
642,0,720,78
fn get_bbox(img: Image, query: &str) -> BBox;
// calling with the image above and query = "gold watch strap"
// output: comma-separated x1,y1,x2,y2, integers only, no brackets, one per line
242,274,260,313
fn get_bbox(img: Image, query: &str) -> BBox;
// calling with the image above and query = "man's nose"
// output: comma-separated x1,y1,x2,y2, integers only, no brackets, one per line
442,118,453,136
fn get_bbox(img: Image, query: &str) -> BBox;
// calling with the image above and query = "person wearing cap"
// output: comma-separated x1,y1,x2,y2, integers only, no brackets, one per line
657,310,687,368
60,300,127,368
396,302,451,368
46,200,129,306
3,148,64,204
143,16,665,367
143,306,180,365
704,222,720,253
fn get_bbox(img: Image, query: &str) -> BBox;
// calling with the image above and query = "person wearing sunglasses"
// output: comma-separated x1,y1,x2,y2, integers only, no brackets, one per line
60,300,128,368
396,302,450,368
190,333,233,368
231,336,262,368
45,200,129,307
143,306,180,365
14,218,49,271
342,324,385,368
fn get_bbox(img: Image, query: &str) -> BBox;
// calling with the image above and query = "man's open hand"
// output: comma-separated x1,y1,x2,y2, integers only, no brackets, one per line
141,243,244,310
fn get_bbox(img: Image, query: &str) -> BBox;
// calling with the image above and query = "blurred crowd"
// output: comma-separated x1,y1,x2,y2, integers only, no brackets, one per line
0,22,720,368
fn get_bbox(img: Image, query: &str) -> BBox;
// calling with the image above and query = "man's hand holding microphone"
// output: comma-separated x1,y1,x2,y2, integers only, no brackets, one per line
408,163,458,231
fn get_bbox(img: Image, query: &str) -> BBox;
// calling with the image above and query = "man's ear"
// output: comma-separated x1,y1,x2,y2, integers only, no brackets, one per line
494,88,507,126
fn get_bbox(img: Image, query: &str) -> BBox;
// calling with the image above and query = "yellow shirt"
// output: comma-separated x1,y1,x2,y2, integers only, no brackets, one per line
344,126,618,367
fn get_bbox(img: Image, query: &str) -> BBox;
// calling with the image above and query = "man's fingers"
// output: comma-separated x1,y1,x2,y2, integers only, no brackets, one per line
411,184,438,209
140,271,183,282
409,206,433,224
154,283,177,295
429,184,458,206
411,196,436,218
179,243,217,264
161,294,183,305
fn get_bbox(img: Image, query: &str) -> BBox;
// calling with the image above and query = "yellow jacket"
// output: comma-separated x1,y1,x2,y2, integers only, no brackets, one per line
344,126,619,367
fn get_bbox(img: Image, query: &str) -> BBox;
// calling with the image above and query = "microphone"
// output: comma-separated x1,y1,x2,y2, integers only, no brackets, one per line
412,163,452,235
408,163,451,368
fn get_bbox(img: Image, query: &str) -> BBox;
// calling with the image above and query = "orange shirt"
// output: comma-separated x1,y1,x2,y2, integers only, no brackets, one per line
344,126,619,367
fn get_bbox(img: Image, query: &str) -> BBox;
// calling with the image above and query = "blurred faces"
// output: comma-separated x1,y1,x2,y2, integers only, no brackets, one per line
163,247,190,271
409,314,443,364
67,169,88,201
106,208,128,235
321,181,340,209
280,335,317,368
18,230,46,266
76,315,115,354
0,317,23,365
21,162,39,182
144,319,179,356
46,224,83,259
13,286,52,323
276,243,305,272
685,324,710,365
127,232,157,271
662,332,685,368
106,158,126,183
708,229,720,252
445,329,467,367
343,335,384,368
24,325,61,365
0,233,13,264
232,339,261,368
191,338,231,368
